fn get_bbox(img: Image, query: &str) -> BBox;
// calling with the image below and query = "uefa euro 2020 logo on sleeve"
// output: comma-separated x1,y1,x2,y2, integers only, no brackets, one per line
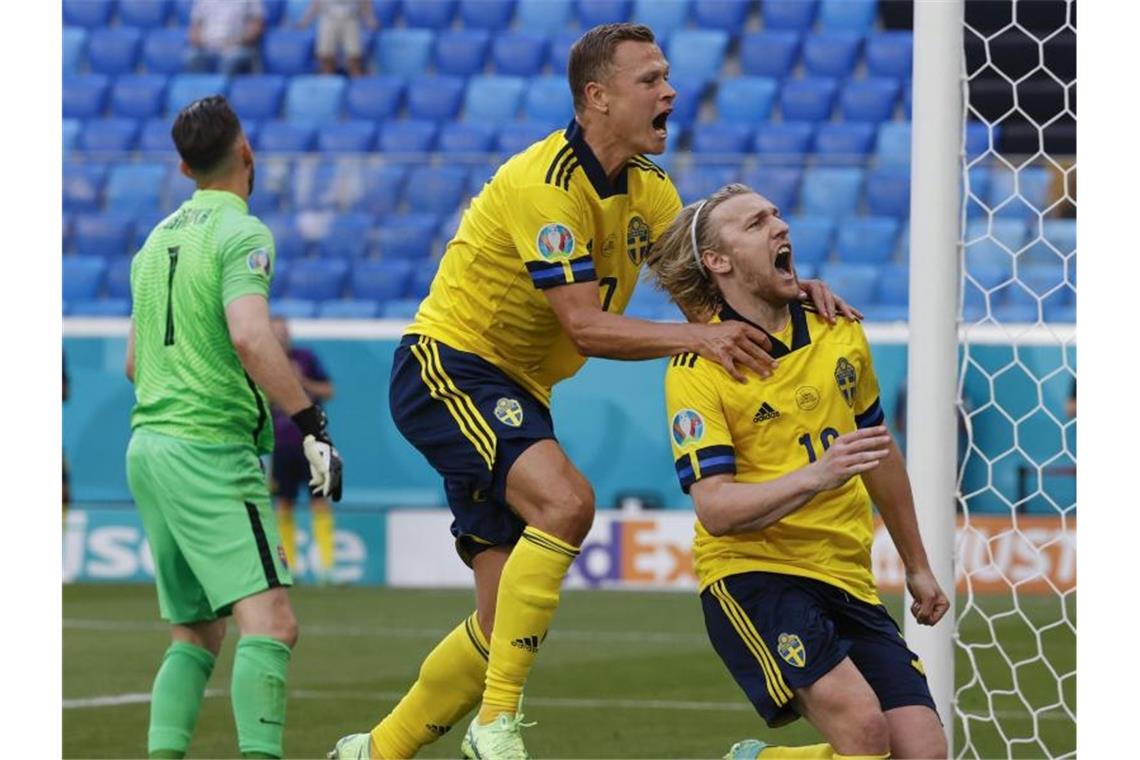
536,223,575,261
671,409,705,448
247,248,271,277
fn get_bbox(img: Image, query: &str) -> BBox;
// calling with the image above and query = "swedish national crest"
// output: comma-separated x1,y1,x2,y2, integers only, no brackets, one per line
626,215,650,265
494,397,524,428
834,357,857,407
777,632,806,668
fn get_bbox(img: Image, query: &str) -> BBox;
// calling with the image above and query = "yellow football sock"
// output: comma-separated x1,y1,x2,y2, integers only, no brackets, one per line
277,507,296,569
370,613,489,759
312,506,335,575
478,526,579,723
758,744,834,759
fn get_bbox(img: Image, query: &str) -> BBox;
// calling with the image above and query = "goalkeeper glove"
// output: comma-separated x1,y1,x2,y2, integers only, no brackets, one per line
291,405,343,502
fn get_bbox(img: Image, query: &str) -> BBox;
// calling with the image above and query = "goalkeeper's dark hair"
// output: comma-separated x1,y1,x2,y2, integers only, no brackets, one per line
568,23,657,113
171,95,243,175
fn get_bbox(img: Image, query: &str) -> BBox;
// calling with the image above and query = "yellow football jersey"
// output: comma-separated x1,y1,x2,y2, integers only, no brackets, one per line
664,301,886,604
408,119,682,405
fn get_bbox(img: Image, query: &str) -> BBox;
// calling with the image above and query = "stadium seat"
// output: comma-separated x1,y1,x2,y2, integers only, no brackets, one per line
492,32,549,77
866,32,913,79
261,29,315,76
285,75,346,126
523,76,574,126
377,215,438,259
261,0,287,26
667,30,728,83
228,75,286,121
407,75,466,121
435,29,492,77
315,213,374,259
351,259,416,302
800,168,863,217
373,0,399,26
672,166,737,205
1041,219,1076,258
692,0,750,32
463,76,526,124
161,163,195,211
271,298,319,318
547,31,579,73
64,119,82,154
865,167,911,219
142,29,188,75
785,216,833,264
405,166,469,216
966,218,1027,254
715,77,778,125
836,217,900,265
258,121,316,152
63,256,109,301
118,0,171,27
753,122,815,164
818,262,879,305
379,120,438,156
987,166,1054,218
517,0,573,34
284,0,310,23
496,121,555,155
317,121,377,153
345,76,404,121
577,0,632,27
165,74,228,114
64,75,110,119
410,261,441,297
762,0,818,31
992,301,1039,323
667,76,708,130
268,259,290,298
105,163,167,216
63,164,107,213
101,255,133,300
74,214,135,258
260,215,305,259
739,31,801,79
840,78,901,123
631,0,690,37
802,32,863,78
63,27,87,75
285,259,350,300
740,167,801,214
818,0,877,32
876,122,912,166
877,262,909,306
376,29,435,76
80,118,140,152
403,0,457,28
780,78,838,123
459,0,517,30
63,0,115,28
1017,262,1069,305
691,123,753,156
318,299,381,319
70,298,133,317
438,122,498,153
138,117,172,152
110,74,168,119
292,160,346,210
813,123,876,163
382,299,424,319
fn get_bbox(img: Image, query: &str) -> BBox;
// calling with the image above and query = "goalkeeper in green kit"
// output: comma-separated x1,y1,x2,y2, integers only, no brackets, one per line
125,95,343,759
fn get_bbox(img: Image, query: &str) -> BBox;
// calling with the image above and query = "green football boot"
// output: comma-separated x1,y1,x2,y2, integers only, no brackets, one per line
724,738,770,759
327,732,371,759
460,707,535,760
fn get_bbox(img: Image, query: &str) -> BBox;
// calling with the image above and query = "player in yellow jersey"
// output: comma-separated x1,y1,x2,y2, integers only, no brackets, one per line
650,184,950,760
329,25,855,760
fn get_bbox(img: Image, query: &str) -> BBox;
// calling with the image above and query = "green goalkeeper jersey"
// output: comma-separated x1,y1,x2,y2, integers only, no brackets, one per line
130,189,276,454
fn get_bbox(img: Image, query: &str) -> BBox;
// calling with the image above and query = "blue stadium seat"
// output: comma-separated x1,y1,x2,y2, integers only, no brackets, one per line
64,119,82,154
80,118,140,152
110,74,168,119
691,123,753,156
74,214,135,258
876,122,911,166
162,163,195,211
762,0,818,31
374,0,400,26
63,163,107,213
577,0,631,26
463,76,526,124
671,166,737,205
284,0,311,23
546,31,579,73
780,77,838,122
523,76,574,126
64,75,110,119
103,256,134,300
403,0,457,28
800,167,863,217
166,74,228,114
438,122,498,153
261,29,315,76
64,27,87,75
345,76,404,121
459,0,517,30
877,262,909,305
351,259,415,302
965,122,999,161
142,29,188,75
667,76,708,130
229,75,286,120
262,0,287,26
119,0,172,27
292,161,344,210
632,0,690,36
818,262,879,305
987,166,1054,218
754,122,814,164
836,217,899,264
318,121,378,153
667,30,728,83
285,75,346,126
349,163,406,215
382,299,424,319
376,29,435,76
106,163,168,216
966,218,1027,252
1041,219,1076,258
407,75,466,121
740,167,801,214
435,29,491,77
865,167,910,219
517,0,573,34
1017,262,1069,306
496,121,555,155
991,301,1039,324
379,120,439,156
405,166,469,215
410,261,443,298
377,215,439,259
840,78,900,123
318,299,381,319
63,0,115,28
492,32,549,77
271,298,319,318
261,214,306,259
465,166,494,197
866,31,913,79
715,77,778,125
63,257,109,301
802,32,863,78
813,123,876,163
818,0,877,32
692,0,750,32
739,31,801,79
285,259,350,300
316,213,375,259
785,216,833,264
70,298,133,317
268,259,290,299
258,121,316,152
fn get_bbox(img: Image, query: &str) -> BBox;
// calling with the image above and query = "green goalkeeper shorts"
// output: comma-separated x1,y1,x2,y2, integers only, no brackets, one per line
126,428,293,624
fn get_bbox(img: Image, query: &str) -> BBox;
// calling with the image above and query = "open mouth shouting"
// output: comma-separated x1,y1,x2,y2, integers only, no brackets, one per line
774,243,794,277
652,109,672,140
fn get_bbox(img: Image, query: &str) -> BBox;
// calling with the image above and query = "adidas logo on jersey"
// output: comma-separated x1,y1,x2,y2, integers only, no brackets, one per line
753,402,781,423
511,635,541,653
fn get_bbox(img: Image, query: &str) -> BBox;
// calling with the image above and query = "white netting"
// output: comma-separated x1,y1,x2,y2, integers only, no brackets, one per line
954,1,1076,757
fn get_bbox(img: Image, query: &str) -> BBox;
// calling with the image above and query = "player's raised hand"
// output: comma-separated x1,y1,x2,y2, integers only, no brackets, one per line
694,321,777,382
798,278,864,324
811,425,891,491
907,568,950,626
292,405,344,502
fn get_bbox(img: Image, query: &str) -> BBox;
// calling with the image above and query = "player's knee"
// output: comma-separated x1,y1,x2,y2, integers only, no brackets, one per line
909,726,948,759
544,478,595,544
261,605,299,648
851,711,891,755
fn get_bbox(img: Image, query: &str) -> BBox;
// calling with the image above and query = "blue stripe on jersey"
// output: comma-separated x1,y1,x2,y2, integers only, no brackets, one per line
855,397,885,428
525,256,597,289
698,454,736,471
675,445,736,493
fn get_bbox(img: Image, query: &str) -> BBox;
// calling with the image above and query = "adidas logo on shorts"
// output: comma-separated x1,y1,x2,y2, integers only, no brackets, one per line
511,634,541,653
752,402,781,423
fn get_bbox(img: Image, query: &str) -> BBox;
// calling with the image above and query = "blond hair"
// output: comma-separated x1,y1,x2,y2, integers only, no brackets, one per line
646,183,754,319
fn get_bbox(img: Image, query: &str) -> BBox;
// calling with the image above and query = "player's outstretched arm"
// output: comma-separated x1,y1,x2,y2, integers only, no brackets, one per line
860,437,949,626
690,426,893,536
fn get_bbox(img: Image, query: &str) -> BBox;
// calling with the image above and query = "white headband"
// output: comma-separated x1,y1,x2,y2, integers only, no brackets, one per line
690,200,708,276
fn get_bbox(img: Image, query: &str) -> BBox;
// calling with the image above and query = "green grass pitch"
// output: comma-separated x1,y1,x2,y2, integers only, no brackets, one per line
64,585,1074,759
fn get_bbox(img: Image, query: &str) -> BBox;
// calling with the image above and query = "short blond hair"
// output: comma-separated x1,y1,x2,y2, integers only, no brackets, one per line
646,183,754,319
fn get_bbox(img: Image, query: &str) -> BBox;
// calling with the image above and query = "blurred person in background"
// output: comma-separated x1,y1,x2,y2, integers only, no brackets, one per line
298,0,378,77
185,0,266,76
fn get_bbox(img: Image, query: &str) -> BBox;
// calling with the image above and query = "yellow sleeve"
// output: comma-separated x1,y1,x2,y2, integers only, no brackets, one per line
664,355,736,493
502,183,597,290
648,173,684,244
852,323,885,428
